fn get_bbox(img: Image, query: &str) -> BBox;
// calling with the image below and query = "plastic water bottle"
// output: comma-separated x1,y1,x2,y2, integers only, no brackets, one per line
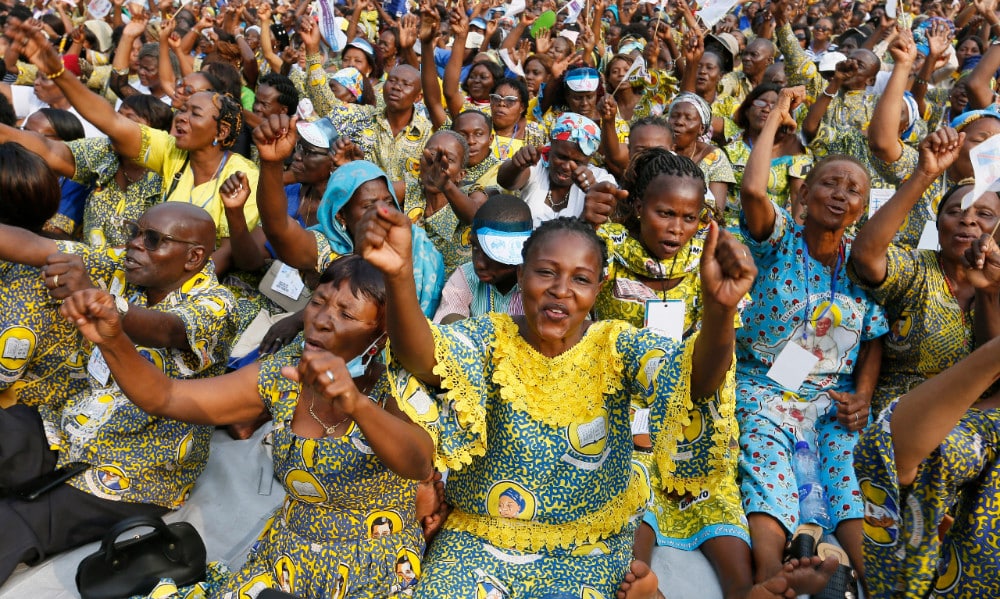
792,440,831,529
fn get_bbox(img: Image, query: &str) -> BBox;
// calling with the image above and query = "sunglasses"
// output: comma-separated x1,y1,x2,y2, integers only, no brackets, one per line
294,142,330,157
122,220,200,251
813,26,831,32
795,34,807,40
752,98,776,109
489,94,520,106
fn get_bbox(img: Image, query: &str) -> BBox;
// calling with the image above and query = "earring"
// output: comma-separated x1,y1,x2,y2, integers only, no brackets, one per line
213,139,219,147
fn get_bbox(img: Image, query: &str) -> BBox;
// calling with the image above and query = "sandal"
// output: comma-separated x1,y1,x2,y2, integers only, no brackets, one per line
812,543,859,599
786,523,824,561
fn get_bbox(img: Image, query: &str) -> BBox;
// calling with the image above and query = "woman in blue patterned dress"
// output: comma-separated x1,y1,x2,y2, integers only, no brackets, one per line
60,255,433,599
736,87,888,593
345,197,842,597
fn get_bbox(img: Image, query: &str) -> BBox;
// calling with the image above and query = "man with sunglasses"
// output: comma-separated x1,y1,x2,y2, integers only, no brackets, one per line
0,202,239,585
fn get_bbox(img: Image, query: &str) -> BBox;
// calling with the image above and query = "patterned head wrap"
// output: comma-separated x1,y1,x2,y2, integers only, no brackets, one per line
332,67,364,101
900,92,920,141
550,112,602,156
950,106,1000,131
669,92,713,134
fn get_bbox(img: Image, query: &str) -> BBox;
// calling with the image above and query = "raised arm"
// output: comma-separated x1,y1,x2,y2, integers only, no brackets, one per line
868,32,916,163
14,21,143,159
253,114,321,271
443,3,470,120
850,128,962,286
741,88,803,240
300,16,342,118
691,222,757,398
889,334,1000,486
0,123,75,176
111,15,151,101
679,28,702,94
358,203,440,385
60,288,267,424
257,4,285,74
967,33,1000,109
419,9,449,130
220,171,268,272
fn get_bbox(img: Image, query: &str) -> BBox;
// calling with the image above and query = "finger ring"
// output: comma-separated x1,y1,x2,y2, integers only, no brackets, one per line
53,273,60,287
854,413,859,424
324,369,336,383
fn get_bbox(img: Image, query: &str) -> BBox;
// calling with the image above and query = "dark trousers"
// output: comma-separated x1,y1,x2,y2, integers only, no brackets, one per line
0,404,166,586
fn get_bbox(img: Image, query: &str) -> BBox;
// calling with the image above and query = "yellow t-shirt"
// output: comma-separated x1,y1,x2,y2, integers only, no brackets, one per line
137,125,261,240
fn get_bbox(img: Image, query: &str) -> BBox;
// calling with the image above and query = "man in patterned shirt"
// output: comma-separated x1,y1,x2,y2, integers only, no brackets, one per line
0,201,239,586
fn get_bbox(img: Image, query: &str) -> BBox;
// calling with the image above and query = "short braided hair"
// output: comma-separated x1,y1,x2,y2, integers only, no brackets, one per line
521,216,608,268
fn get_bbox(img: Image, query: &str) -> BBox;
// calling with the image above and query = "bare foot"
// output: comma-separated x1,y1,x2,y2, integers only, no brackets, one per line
746,557,839,599
616,560,664,599
782,556,839,595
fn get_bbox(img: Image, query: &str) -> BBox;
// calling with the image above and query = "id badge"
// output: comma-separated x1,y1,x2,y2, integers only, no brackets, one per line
868,188,894,218
766,341,819,391
87,348,111,386
644,299,685,341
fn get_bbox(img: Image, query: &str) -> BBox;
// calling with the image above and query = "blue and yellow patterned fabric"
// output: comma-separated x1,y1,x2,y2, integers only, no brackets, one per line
220,342,424,599
39,246,237,508
856,401,1000,598
847,247,973,416
386,313,697,597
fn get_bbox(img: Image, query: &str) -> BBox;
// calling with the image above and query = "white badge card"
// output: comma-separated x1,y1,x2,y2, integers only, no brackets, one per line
644,299,685,341
917,220,940,251
868,188,895,218
88,348,111,386
766,341,819,391
271,263,306,300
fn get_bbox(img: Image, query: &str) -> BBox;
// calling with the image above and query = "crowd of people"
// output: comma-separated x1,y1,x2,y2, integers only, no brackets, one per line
0,0,999,596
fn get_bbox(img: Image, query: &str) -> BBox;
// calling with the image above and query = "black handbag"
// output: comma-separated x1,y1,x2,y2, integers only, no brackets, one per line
76,515,207,599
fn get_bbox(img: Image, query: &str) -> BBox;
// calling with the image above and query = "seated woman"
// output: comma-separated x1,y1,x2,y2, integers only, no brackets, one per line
497,112,614,228
736,88,887,595
60,256,433,599
854,324,1000,597
723,83,810,226
13,22,259,275
487,78,547,162
668,92,737,217
253,114,444,318
591,148,759,599
0,94,172,247
847,126,1000,418
352,153,769,598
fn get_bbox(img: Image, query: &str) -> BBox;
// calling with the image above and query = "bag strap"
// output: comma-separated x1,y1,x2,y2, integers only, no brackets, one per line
162,156,190,202
99,516,178,563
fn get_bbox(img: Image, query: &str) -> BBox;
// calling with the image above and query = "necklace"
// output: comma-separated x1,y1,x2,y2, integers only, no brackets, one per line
190,151,230,210
496,122,519,160
545,188,569,212
308,395,350,436
118,161,142,186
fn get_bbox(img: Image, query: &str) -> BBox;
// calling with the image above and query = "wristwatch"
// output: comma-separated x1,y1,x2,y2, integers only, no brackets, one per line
113,295,130,317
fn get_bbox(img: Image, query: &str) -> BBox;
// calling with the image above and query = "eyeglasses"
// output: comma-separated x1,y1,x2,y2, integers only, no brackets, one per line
175,79,200,96
122,220,200,251
813,25,831,32
489,94,520,106
752,98,776,109
294,142,330,157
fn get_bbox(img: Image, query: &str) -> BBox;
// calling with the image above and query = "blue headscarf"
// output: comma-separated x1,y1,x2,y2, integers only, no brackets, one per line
311,161,444,317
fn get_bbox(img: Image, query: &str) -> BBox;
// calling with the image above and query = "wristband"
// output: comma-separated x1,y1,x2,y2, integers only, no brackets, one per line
822,89,837,99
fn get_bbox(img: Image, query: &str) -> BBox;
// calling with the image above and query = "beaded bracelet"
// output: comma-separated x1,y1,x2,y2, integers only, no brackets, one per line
913,75,929,86
45,66,65,80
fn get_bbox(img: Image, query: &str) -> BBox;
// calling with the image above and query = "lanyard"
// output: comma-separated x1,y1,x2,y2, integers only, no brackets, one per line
801,237,844,340
190,151,230,210
496,122,518,160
